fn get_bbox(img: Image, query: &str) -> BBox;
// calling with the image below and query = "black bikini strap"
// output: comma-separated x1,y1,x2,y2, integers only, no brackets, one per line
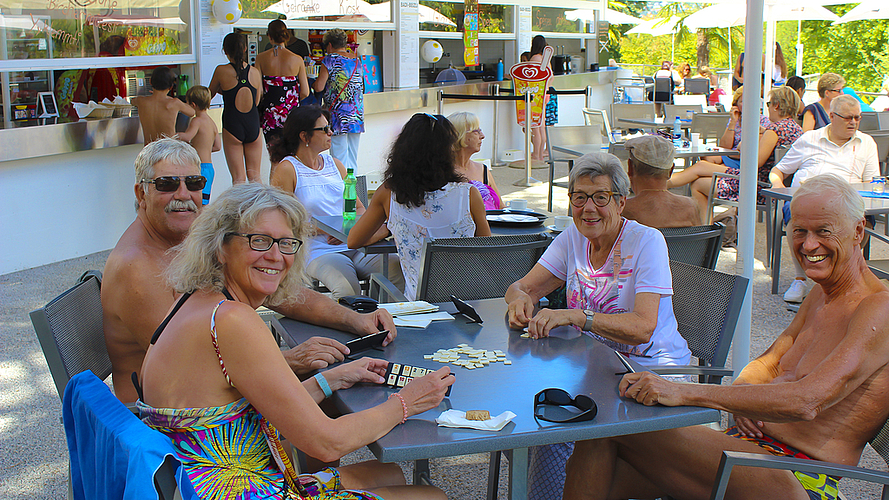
483,166,489,185
149,291,193,345
222,287,235,301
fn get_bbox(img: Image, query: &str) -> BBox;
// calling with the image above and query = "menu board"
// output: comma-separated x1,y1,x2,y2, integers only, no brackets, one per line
463,0,478,67
397,0,420,88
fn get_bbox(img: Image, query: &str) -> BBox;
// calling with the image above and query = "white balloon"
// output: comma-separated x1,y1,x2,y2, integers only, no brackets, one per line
421,40,443,63
212,0,242,24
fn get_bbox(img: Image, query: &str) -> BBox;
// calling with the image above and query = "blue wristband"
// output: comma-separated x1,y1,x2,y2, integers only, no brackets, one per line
314,373,333,398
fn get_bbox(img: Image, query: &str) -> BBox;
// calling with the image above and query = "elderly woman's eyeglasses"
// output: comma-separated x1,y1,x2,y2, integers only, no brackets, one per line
227,233,303,254
568,191,617,208
141,175,207,192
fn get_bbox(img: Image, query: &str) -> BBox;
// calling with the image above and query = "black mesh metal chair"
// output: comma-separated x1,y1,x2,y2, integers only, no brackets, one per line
710,417,889,499
658,224,726,270
652,261,748,384
30,270,109,400
865,228,889,280
370,233,553,303
690,112,731,145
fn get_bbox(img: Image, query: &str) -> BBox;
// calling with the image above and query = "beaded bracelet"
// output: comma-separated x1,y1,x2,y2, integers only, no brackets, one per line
314,373,333,398
389,393,408,424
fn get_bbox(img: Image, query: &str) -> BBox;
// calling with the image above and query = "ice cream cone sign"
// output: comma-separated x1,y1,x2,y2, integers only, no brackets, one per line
510,45,553,127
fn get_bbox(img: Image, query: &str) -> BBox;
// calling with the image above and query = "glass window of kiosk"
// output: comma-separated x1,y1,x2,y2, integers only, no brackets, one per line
532,7,588,34
419,2,513,33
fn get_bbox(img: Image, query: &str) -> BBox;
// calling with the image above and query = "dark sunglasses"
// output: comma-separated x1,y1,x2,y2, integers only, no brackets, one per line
533,388,597,424
311,125,332,134
141,175,206,192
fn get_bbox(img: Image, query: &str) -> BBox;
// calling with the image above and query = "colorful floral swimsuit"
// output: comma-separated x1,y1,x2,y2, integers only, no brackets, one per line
137,291,383,500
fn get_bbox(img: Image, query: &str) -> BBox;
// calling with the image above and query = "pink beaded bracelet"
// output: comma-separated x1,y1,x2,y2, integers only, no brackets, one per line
389,393,408,424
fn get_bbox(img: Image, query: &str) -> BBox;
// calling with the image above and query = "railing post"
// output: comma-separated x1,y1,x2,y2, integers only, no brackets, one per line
436,89,443,115
492,83,505,167
513,88,541,187
585,85,593,110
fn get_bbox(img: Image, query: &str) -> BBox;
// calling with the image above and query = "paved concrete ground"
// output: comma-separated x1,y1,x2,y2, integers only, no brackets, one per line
1,158,886,499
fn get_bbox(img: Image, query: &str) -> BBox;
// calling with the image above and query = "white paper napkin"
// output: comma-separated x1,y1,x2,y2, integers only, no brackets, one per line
435,410,516,431
393,311,454,329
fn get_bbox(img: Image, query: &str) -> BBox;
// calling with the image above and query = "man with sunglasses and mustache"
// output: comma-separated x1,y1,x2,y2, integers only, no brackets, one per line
103,138,397,404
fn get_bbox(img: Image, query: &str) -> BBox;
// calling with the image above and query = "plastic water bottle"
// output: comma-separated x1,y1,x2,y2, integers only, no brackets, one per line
672,116,682,148
343,167,357,220
496,59,504,81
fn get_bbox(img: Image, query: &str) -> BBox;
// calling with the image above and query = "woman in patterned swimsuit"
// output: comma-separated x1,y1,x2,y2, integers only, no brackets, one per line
313,29,365,172
256,19,309,149
137,183,451,500
448,111,502,210
667,86,803,219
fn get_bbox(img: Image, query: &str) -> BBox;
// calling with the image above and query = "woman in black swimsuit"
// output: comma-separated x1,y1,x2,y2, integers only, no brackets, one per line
209,33,263,184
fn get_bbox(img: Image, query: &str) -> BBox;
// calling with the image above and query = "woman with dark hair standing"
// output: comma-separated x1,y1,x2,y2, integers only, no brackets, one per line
528,35,555,161
269,106,403,299
347,113,491,300
313,29,364,172
256,19,309,148
209,32,263,183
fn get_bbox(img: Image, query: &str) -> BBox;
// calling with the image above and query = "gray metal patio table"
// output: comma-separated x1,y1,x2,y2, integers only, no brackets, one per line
277,298,719,499
762,184,889,294
312,214,557,277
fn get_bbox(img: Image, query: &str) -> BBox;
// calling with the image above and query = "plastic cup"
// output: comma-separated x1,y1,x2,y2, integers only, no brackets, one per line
690,133,701,150
873,177,886,194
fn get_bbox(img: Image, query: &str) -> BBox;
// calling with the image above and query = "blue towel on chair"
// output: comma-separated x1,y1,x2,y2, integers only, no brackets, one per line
62,371,198,500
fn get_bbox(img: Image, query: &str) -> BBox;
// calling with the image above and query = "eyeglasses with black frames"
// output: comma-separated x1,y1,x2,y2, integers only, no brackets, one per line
140,175,207,192
568,191,618,208
832,112,861,122
311,125,332,134
227,233,303,255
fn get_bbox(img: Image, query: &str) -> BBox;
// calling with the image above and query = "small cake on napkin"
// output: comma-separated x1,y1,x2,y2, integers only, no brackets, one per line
465,410,490,421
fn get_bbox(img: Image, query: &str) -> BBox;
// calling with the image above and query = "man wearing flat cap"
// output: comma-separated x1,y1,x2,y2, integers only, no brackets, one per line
622,135,702,228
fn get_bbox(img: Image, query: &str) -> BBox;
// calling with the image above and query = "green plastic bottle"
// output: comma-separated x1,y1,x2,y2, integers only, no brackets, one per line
343,167,357,220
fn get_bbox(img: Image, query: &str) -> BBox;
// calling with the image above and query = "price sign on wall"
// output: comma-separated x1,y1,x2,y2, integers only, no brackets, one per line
463,0,478,67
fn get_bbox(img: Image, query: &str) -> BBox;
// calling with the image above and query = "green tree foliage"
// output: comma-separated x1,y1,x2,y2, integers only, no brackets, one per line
614,2,888,93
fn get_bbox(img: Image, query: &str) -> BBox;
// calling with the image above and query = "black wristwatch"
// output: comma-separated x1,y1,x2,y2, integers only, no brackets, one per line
583,309,595,331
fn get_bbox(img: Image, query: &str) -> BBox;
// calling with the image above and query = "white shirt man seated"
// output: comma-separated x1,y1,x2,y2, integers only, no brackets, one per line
769,94,880,303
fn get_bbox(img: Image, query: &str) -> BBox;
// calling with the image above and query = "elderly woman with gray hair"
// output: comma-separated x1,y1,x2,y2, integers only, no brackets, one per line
504,152,691,499
137,183,451,500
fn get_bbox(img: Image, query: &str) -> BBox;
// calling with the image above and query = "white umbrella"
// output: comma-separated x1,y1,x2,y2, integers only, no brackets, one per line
834,0,889,24
626,16,681,36
360,2,456,26
626,16,681,61
565,8,643,25
684,3,839,30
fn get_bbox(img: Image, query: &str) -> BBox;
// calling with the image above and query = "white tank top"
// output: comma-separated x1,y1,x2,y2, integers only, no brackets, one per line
388,182,476,300
285,153,346,264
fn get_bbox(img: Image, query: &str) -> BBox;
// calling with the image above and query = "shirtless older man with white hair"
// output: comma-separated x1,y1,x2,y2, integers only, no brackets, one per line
563,174,889,500
103,138,396,404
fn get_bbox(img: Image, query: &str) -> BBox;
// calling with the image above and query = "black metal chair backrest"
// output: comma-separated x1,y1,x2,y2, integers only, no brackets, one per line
870,416,889,468
658,224,726,270
30,270,108,400
356,175,368,207
670,260,748,384
416,233,553,303
654,77,673,104
683,78,710,95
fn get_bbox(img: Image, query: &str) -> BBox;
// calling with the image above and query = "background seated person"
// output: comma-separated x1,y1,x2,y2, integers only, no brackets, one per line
138,183,452,500
622,135,702,228
504,152,691,499
562,175,889,500
448,111,502,210
704,86,771,165
270,105,404,300
347,113,491,301
668,86,802,219
801,72,845,132
785,75,807,116
770,94,880,303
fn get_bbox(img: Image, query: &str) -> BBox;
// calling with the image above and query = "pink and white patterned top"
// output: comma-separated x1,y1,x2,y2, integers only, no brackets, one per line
538,218,691,367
